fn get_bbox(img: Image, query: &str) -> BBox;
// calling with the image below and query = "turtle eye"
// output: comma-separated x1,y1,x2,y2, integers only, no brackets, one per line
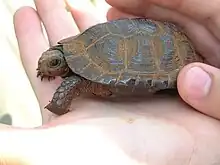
49,58,61,67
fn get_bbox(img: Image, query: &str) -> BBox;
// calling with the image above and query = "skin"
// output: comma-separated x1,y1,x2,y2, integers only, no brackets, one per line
1,0,220,164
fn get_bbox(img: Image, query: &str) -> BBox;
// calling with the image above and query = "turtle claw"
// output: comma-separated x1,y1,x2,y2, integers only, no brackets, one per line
36,71,42,78
40,75,55,81
47,76,55,81
37,71,55,81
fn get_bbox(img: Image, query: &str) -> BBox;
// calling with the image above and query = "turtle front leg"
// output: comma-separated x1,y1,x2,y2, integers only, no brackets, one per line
45,75,84,115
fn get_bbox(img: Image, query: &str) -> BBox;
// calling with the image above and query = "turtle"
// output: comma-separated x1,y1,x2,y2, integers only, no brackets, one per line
36,18,204,115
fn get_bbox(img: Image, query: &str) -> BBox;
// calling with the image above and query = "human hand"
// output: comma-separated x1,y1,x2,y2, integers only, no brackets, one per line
106,0,220,120
1,0,220,165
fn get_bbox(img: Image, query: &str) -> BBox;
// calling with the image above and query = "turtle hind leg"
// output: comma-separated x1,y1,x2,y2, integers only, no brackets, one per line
45,75,84,115
91,83,113,97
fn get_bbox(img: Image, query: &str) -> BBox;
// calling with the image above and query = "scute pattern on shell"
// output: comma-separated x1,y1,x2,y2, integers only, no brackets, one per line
58,18,203,91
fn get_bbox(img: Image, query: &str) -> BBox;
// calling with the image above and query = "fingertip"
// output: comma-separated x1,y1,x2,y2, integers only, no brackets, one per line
14,6,42,36
107,7,138,21
178,63,212,100
13,6,48,54
177,62,220,119
13,6,34,23
106,7,125,20
66,0,107,30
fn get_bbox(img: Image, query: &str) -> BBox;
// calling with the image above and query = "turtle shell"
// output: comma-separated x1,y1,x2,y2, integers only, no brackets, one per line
58,18,203,91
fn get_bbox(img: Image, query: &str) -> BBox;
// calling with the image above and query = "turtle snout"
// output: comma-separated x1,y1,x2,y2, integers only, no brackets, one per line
36,61,51,76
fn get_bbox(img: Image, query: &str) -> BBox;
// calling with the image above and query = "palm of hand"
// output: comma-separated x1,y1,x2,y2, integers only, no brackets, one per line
39,96,220,164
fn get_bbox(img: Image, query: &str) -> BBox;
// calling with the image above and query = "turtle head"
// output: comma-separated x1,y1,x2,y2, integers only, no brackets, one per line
37,47,70,78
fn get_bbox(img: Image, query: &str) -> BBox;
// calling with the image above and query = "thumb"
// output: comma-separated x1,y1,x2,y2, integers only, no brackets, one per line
177,62,220,120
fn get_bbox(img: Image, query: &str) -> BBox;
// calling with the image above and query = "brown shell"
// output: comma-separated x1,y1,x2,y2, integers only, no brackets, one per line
58,18,203,91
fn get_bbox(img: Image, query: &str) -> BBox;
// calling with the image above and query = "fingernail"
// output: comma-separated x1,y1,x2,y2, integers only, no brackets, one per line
184,67,212,99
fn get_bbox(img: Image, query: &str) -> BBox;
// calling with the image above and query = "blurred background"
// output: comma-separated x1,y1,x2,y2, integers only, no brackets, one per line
0,0,109,127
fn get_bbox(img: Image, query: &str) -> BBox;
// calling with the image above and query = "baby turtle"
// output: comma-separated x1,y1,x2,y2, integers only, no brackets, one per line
37,18,203,115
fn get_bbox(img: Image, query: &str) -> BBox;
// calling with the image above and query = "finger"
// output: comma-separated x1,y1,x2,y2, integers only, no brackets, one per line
107,0,220,41
107,7,138,20
177,63,220,120
14,7,58,121
106,3,220,68
65,0,108,31
34,0,79,45
149,0,220,42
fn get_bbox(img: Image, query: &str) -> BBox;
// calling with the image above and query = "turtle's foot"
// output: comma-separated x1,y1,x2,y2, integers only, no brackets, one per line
44,75,83,115
36,70,55,81
92,83,112,97
45,101,70,115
